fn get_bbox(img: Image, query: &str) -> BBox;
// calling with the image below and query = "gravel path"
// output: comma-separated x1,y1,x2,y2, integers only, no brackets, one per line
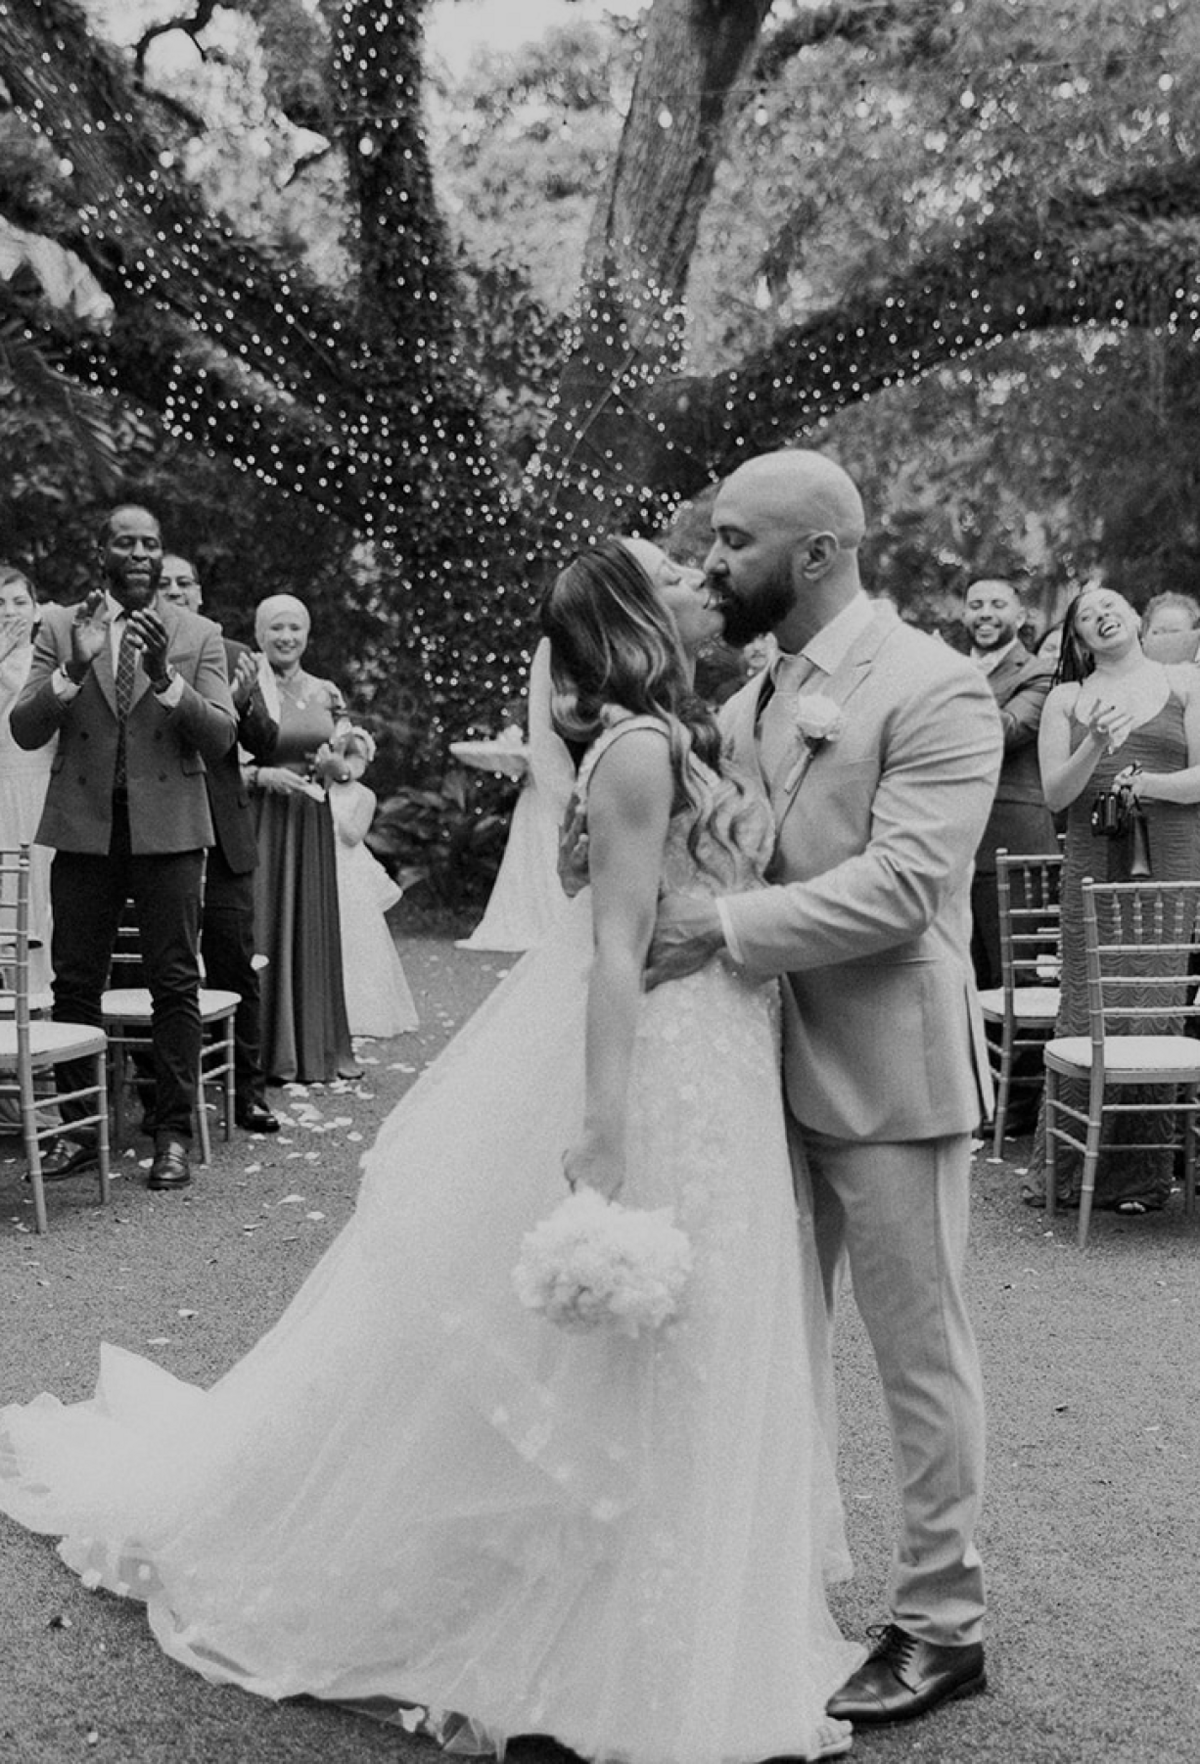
2,933,1197,1763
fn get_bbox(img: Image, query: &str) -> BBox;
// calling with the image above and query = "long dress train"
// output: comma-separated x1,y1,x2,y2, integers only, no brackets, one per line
0,719,860,1764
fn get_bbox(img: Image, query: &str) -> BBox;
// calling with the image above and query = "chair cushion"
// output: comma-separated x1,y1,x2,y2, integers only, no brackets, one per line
103,987,240,1022
1045,1034,1200,1078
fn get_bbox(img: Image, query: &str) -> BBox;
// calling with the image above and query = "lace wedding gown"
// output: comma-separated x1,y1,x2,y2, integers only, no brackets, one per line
0,718,861,1764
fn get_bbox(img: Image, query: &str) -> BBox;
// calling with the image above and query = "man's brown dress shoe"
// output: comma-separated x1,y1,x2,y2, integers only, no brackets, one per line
148,1137,192,1190
827,1624,986,1724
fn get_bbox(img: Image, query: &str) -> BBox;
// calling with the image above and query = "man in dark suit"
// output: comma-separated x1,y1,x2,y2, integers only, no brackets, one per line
961,577,1058,992
157,555,280,1134
11,505,236,1190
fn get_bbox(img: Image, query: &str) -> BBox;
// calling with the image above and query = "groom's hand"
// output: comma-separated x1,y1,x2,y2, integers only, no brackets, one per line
645,892,725,990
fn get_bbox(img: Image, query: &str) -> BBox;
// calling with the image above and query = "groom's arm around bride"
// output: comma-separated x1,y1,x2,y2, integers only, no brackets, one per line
648,448,1003,1730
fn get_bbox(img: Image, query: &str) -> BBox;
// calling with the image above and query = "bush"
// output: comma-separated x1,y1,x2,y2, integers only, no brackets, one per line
366,766,518,912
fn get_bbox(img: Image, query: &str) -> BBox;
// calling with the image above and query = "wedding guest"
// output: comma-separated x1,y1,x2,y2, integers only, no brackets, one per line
156,556,281,1134
248,593,358,1085
10,505,236,1191
0,566,53,997
960,577,1057,992
326,727,419,1038
1023,583,1200,1212
1140,590,1200,662
458,636,577,952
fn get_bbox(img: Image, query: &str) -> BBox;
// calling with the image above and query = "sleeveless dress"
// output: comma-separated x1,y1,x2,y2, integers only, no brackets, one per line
328,778,419,1037
1026,686,1200,1209
0,718,861,1764
252,671,357,1082
0,642,54,995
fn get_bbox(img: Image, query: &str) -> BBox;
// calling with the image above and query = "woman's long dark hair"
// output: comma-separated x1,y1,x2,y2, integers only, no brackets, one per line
540,538,753,869
1054,588,1103,686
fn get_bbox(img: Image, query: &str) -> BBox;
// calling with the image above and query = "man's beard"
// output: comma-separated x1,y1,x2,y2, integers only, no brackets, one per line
714,572,795,649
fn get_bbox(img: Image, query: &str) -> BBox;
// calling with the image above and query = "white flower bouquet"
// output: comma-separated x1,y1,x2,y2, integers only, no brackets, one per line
513,1187,693,1337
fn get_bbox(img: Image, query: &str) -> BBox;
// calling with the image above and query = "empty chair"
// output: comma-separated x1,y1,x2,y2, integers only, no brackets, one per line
0,845,109,1233
978,848,1063,1156
1044,879,1200,1247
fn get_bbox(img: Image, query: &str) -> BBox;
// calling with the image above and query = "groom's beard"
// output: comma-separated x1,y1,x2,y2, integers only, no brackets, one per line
712,569,794,649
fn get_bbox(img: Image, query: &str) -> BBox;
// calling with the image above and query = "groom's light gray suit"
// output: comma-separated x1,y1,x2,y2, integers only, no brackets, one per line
718,595,1002,1648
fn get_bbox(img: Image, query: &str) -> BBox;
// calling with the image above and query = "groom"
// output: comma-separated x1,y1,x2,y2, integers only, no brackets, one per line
647,450,1003,1724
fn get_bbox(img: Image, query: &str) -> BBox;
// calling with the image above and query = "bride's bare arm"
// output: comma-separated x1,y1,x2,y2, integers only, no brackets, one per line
564,729,672,1200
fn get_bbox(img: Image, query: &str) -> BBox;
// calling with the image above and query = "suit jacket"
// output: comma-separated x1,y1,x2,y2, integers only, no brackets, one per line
205,638,278,875
973,641,1056,875
12,601,236,856
720,604,1002,1143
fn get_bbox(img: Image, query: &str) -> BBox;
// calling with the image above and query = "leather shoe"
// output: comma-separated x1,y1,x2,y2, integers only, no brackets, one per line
235,1101,280,1134
32,1136,99,1182
827,1624,986,1724
148,1137,192,1191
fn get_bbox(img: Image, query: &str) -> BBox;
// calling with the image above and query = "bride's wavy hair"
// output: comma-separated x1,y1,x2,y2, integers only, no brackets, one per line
541,539,756,873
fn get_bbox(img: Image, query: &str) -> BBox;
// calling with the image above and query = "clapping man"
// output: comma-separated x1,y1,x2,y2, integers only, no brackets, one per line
961,576,1057,993
11,505,236,1190
157,554,280,1133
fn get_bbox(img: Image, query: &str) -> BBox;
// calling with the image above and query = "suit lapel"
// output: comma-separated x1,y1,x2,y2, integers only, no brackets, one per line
772,604,899,831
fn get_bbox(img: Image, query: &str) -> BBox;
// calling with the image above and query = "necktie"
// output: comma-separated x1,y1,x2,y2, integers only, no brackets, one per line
758,650,818,790
114,618,137,789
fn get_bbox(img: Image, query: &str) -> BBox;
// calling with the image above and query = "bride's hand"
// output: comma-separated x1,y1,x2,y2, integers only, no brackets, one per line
563,1135,624,1201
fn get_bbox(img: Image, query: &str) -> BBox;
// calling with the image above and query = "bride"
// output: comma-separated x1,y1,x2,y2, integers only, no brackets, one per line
0,538,861,1763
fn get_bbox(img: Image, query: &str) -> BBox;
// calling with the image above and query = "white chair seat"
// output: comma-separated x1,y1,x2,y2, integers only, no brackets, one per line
1046,1034,1200,1080
103,987,241,1021
0,1020,107,1062
978,985,1060,1022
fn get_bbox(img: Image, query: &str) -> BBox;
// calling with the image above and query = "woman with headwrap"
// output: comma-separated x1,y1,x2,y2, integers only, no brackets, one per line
247,594,359,1084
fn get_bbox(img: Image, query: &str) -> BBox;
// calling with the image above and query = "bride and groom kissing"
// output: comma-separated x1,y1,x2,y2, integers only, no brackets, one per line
0,448,1003,1764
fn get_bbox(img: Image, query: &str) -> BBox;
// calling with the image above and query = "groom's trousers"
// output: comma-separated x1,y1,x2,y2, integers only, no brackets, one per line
800,1125,987,1649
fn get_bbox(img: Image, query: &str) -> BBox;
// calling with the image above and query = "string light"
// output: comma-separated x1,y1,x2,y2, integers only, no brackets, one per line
2,0,1198,754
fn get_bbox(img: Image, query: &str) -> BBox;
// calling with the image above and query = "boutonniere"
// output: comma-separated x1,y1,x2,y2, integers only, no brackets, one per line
780,692,845,794
793,692,845,751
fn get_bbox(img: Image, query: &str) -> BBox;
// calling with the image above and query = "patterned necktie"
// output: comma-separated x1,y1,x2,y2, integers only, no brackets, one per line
114,618,137,789
758,650,818,790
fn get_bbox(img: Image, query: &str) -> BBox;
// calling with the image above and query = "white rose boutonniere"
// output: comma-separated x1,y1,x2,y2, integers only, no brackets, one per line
781,692,845,792
792,692,845,749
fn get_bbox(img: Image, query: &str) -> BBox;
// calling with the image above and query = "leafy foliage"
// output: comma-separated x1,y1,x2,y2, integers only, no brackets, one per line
366,766,518,911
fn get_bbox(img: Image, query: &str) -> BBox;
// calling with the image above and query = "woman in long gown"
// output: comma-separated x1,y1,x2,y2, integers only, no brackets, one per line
248,593,359,1084
0,539,861,1764
0,566,54,997
1024,584,1200,1212
459,637,577,952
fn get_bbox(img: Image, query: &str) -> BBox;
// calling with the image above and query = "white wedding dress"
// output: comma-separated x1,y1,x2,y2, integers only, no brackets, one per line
0,718,861,1764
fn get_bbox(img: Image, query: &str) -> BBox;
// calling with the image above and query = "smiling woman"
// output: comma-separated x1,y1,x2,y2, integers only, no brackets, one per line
1024,582,1200,1212
248,594,360,1086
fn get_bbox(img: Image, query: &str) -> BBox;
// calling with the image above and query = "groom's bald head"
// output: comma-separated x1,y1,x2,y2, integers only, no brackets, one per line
706,449,866,648
723,451,866,552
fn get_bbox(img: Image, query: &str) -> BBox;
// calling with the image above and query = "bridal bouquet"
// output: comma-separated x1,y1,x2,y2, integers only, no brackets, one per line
513,1187,693,1337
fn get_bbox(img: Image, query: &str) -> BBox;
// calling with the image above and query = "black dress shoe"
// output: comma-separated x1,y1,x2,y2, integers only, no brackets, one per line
235,1102,280,1134
35,1136,100,1182
827,1624,986,1724
148,1138,192,1190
